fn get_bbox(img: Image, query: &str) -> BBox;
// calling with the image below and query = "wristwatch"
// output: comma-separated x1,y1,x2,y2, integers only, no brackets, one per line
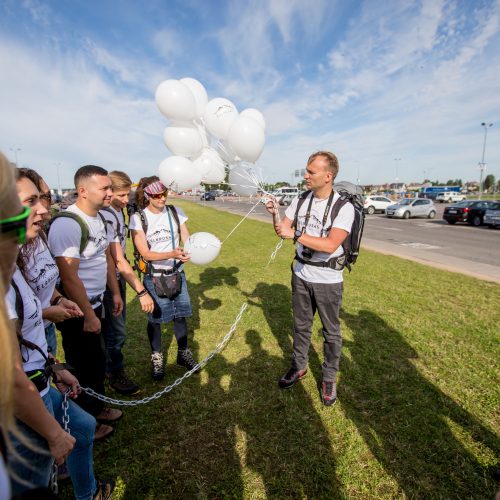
293,229,302,243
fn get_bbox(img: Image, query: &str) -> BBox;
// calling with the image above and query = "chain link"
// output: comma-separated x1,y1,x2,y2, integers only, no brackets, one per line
267,238,284,265
79,302,247,407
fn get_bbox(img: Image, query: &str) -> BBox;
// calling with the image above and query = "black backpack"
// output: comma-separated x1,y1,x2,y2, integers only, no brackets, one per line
292,181,365,271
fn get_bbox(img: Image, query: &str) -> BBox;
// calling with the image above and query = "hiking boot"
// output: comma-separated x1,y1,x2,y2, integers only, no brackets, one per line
322,381,337,407
176,348,200,373
108,370,141,395
94,423,114,441
278,367,307,389
151,352,165,381
96,407,123,423
93,479,115,500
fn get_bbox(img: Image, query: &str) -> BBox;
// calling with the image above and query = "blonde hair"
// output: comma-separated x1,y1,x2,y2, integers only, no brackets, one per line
307,151,339,181
0,152,21,444
109,170,132,191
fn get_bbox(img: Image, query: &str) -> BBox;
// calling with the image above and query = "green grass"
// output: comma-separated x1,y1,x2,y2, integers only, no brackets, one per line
61,200,499,499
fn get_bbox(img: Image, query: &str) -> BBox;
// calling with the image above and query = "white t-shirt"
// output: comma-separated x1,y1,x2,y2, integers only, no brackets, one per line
6,268,50,397
129,206,187,272
48,204,109,305
25,238,59,327
101,206,127,253
0,456,10,500
285,191,354,284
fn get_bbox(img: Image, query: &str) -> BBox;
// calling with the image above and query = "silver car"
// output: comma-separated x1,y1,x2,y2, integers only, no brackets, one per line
386,198,436,219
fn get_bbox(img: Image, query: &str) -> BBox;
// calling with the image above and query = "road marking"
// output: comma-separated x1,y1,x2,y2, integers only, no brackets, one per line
399,242,441,249
380,227,403,231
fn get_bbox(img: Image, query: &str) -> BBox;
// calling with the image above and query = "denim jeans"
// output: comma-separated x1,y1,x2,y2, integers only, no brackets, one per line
44,323,57,356
10,387,97,500
291,273,344,381
102,277,127,374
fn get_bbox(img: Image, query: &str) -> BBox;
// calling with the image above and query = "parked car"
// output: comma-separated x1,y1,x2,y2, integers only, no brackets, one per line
278,193,300,206
200,191,216,201
443,200,499,225
484,206,500,228
435,192,466,203
363,195,393,214
385,198,436,219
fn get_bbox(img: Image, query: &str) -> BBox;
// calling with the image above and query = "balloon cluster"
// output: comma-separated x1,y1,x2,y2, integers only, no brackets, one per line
155,78,266,195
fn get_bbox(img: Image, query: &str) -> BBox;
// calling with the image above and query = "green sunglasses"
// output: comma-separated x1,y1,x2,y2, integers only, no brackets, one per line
0,206,31,244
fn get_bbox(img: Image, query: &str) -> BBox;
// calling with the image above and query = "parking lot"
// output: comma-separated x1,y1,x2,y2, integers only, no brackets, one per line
184,196,500,282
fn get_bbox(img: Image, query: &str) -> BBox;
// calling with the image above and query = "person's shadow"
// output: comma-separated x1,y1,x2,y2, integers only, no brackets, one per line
228,329,345,498
340,309,500,497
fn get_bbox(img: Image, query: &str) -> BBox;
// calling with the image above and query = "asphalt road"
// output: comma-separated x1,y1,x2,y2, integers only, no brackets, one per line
186,197,500,282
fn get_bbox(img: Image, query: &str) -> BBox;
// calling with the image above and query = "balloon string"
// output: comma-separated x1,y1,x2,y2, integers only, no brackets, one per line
221,199,262,244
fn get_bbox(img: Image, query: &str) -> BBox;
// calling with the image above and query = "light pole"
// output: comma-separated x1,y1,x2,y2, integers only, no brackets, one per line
394,158,401,182
9,147,21,166
478,122,493,199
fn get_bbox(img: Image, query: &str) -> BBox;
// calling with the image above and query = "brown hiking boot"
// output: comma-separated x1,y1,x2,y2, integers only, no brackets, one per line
96,407,123,423
94,423,114,441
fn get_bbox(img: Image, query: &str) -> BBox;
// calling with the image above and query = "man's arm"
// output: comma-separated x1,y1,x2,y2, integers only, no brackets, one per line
55,256,101,333
106,247,123,316
108,242,154,313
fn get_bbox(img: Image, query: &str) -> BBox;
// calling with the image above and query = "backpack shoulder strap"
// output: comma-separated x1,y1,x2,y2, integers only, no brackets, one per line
100,207,121,238
292,190,312,230
49,212,89,254
167,205,181,240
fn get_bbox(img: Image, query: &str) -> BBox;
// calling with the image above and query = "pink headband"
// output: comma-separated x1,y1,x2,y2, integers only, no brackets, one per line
144,181,167,199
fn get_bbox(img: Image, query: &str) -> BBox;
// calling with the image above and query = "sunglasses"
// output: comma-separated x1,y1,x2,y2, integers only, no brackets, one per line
149,191,168,200
0,206,31,244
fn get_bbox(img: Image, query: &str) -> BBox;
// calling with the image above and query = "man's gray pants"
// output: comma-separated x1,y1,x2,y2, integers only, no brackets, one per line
291,273,343,382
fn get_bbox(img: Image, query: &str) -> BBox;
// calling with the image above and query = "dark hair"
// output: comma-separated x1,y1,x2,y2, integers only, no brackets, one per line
136,176,159,209
17,168,44,193
15,169,44,281
74,165,108,188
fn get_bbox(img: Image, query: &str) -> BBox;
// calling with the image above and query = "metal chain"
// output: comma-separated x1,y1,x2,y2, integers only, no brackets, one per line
267,238,284,265
62,391,70,433
79,302,248,407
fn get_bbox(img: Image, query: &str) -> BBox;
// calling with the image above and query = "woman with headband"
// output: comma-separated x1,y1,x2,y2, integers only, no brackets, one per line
130,176,199,381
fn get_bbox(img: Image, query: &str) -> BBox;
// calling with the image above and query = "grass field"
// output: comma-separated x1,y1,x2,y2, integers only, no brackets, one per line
62,200,499,499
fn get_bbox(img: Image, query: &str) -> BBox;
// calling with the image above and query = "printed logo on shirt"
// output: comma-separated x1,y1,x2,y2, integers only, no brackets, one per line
29,262,58,292
148,228,171,244
297,214,330,233
88,234,108,251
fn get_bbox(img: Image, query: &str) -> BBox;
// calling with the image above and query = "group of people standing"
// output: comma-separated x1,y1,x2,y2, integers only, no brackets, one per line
0,148,354,499
0,155,198,499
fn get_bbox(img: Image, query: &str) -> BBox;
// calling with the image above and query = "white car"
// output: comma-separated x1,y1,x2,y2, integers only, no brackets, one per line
435,192,466,203
363,195,393,215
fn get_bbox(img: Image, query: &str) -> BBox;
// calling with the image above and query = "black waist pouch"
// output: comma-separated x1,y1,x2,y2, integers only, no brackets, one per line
153,270,182,299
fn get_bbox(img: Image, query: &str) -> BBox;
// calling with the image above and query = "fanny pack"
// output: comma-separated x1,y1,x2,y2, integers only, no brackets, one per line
152,264,182,299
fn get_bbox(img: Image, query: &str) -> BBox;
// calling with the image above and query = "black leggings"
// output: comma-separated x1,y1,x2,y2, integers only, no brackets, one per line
147,318,188,353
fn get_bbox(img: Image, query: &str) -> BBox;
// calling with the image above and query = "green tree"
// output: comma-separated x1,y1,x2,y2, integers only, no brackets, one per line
484,174,495,192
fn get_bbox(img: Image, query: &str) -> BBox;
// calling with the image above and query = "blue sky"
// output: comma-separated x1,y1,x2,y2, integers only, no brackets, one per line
1,0,499,188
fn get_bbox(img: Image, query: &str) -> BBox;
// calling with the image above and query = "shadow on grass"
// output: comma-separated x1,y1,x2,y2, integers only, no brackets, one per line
224,329,344,498
340,309,500,498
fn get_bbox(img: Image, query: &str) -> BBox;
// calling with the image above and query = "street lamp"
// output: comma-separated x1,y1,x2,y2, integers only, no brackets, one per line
478,122,493,199
9,147,21,166
394,158,401,182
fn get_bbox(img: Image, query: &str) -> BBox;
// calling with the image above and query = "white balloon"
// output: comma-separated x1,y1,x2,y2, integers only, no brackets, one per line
184,232,221,265
163,126,203,157
180,77,208,119
155,80,196,122
158,156,202,192
229,164,258,196
204,97,238,140
226,115,265,163
193,148,226,183
240,108,266,130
